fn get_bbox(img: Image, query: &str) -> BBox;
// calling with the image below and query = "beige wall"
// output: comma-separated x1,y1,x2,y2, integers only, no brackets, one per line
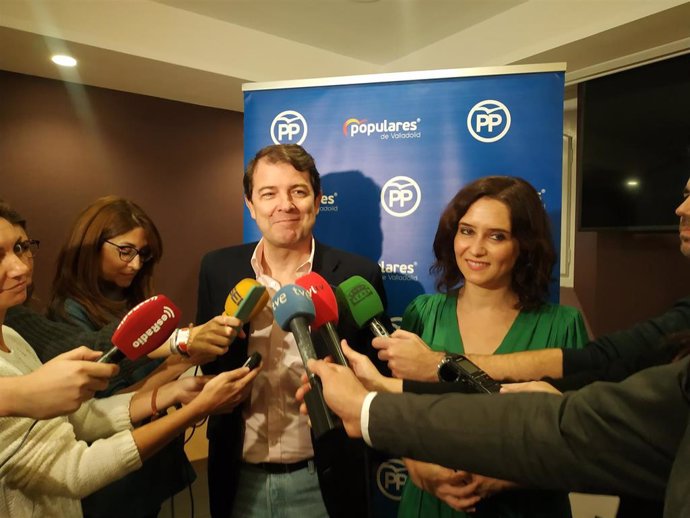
0,70,245,321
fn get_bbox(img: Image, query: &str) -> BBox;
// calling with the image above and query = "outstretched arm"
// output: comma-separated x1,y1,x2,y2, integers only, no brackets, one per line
0,347,118,418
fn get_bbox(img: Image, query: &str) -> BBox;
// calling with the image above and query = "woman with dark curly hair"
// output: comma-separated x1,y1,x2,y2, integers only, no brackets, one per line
397,176,588,518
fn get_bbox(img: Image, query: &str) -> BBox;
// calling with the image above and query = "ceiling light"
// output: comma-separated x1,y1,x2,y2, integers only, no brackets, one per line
51,55,77,67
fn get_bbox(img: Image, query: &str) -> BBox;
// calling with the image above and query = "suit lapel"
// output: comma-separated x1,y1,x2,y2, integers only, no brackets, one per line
313,241,340,279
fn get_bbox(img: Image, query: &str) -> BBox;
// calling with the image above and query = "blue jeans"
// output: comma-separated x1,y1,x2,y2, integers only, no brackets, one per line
231,462,328,518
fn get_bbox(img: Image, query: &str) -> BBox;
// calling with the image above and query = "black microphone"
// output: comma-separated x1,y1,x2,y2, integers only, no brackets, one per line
272,284,339,438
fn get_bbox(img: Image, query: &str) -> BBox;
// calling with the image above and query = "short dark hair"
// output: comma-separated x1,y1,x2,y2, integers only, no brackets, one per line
0,199,26,229
431,176,556,311
243,144,321,200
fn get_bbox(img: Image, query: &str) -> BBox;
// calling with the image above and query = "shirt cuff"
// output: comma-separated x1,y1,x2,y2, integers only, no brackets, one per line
360,391,377,447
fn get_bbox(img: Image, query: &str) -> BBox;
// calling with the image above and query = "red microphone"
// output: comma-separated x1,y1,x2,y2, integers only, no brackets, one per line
98,295,181,363
295,272,348,366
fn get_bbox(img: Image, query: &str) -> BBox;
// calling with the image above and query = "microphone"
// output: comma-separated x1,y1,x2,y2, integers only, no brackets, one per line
272,284,339,438
224,278,269,322
336,275,390,337
98,295,181,363
295,272,347,366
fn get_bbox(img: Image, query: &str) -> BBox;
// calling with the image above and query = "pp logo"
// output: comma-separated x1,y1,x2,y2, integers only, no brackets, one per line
381,176,421,218
467,100,511,143
270,110,308,145
376,459,408,501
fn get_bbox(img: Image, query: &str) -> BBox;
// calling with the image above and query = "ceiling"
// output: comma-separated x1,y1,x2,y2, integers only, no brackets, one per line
1,0,689,112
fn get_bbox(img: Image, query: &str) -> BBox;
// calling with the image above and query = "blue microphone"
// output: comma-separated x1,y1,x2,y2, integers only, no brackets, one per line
272,284,339,438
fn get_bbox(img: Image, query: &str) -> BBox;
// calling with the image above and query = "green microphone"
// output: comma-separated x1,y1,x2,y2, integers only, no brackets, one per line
336,275,390,337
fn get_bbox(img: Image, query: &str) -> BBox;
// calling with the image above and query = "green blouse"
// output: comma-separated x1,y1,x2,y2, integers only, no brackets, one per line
397,293,589,518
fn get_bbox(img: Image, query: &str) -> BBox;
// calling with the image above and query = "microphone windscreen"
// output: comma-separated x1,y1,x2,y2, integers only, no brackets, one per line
335,276,384,329
295,272,338,330
111,295,181,359
271,284,315,331
224,278,269,321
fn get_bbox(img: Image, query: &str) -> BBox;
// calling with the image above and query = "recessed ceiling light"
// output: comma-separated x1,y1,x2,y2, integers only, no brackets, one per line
51,55,77,67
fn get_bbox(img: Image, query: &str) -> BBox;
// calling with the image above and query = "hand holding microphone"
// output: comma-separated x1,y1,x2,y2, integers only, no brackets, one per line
184,279,269,363
295,358,367,439
272,284,340,438
373,329,444,381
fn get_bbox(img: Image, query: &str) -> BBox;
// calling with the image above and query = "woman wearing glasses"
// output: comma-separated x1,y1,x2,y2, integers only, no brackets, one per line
49,196,161,332
47,196,209,518
0,201,259,518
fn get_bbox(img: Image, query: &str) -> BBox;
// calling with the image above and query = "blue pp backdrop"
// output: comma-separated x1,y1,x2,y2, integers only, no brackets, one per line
243,66,565,516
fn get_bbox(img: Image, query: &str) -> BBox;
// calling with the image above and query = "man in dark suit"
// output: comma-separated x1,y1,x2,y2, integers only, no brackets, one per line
197,144,388,518
300,353,690,518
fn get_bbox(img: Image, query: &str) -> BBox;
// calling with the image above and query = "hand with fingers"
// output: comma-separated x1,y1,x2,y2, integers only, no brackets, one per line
341,339,402,393
406,459,517,512
194,365,260,415
295,358,368,438
187,315,245,365
372,329,444,382
15,346,118,418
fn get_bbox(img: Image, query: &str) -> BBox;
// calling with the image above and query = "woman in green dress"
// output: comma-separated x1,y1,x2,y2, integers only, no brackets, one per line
396,176,588,518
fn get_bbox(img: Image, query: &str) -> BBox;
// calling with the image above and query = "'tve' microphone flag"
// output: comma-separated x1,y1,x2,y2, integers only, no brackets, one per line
295,272,347,366
272,284,339,438
98,295,181,363
336,275,390,337
224,278,269,322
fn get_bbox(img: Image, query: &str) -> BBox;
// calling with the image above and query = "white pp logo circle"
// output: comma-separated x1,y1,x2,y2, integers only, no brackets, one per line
376,458,407,501
270,110,308,145
381,176,421,218
467,100,511,143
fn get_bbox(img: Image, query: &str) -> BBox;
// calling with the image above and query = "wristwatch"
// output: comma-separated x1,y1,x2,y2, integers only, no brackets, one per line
437,353,463,382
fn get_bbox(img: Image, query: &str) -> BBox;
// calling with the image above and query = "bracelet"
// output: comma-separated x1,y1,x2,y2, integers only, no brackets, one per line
174,327,191,357
169,329,180,355
151,386,162,420
185,322,194,355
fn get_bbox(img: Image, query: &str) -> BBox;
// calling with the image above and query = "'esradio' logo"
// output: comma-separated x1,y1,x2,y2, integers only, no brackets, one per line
271,110,308,145
467,100,511,143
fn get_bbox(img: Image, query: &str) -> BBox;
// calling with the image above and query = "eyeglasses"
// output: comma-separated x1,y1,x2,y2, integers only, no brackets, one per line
104,240,153,263
14,239,40,260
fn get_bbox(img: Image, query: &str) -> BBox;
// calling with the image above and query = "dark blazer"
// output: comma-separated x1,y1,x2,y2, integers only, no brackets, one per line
368,358,690,518
197,240,389,518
